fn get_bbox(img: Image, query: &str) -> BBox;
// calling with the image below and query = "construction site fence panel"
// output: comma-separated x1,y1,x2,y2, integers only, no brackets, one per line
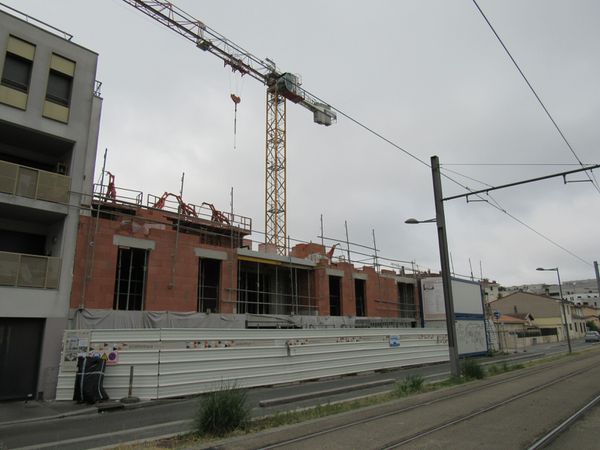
56,328,449,400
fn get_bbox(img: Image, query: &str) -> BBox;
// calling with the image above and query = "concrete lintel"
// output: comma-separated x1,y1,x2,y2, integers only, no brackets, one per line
113,235,155,250
326,268,345,278
379,273,417,284
352,273,368,281
236,248,316,267
194,248,228,260
397,276,417,285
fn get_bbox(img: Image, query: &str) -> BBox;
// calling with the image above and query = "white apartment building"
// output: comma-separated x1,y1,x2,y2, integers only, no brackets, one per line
0,6,101,400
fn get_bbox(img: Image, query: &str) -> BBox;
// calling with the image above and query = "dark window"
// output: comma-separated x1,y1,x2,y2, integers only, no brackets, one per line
237,261,269,314
198,258,220,313
354,279,366,316
113,247,148,311
46,70,72,106
1,53,32,92
398,282,416,319
329,276,341,316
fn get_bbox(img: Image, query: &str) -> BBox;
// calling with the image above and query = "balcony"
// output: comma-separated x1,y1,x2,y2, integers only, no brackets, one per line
0,160,71,204
0,251,60,289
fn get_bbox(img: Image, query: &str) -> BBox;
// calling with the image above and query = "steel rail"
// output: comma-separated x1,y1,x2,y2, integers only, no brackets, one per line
526,392,600,450
380,362,599,449
260,351,600,449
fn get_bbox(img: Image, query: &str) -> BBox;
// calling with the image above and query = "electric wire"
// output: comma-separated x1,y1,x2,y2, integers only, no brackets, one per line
442,163,594,167
122,0,597,273
296,78,596,268
439,167,593,266
472,0,600,195
441,167,495,188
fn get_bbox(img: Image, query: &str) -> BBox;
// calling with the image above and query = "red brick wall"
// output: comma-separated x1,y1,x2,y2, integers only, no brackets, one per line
313,267,330,315
71,213,420,319
290,242,325,259
72,213,239,312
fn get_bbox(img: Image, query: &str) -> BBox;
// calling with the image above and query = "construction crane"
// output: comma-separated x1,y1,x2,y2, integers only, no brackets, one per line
121,0,336,255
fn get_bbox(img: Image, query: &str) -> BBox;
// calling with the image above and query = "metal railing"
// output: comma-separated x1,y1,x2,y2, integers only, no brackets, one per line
93,182,143,206
146,193,252,233
93,80,103,97
0,160,71,204
0,2,73,41
0,251,60,289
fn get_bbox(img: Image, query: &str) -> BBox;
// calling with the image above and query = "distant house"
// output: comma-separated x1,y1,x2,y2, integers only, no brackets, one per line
482,279,501,303
489,292,586,342
581,306,600,329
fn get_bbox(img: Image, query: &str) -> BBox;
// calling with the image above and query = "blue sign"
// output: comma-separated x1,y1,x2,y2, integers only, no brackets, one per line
389,335,400,347
493,311,500,319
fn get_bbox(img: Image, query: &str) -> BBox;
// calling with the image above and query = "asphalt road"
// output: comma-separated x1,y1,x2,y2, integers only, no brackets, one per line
0,339,595,450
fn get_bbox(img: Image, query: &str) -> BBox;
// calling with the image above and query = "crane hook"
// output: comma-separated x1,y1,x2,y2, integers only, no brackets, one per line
230,94,241,150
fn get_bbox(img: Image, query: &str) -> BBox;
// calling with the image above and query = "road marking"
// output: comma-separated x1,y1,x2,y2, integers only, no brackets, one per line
12,419,193,450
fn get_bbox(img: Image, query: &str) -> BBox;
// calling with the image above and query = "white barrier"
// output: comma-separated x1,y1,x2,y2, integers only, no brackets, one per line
56,328,449,400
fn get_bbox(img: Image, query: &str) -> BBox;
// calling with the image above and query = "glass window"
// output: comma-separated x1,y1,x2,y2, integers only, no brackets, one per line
1,53,32,92
46,70,72,106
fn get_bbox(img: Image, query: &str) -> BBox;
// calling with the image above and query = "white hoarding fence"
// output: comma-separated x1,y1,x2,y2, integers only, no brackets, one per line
56,328,449,400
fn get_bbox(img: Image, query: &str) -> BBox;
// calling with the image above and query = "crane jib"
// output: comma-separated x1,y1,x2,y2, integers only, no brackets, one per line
122,0,336,255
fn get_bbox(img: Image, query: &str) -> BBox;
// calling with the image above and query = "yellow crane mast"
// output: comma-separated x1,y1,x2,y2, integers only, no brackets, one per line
122,0,336,255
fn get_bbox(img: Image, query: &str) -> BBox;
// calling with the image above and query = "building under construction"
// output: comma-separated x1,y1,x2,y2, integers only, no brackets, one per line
70,180,421,328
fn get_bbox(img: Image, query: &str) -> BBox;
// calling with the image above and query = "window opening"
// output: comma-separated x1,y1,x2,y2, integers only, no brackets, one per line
1,53,32,92
398,282,416,319
113,247,148,310
237,261,314,315
198,258,220,313
329,276,341,316
46,70,72,107
354,279,366,316
237,261,269,314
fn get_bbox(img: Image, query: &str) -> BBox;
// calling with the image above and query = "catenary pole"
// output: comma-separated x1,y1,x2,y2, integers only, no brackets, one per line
432,155,461,378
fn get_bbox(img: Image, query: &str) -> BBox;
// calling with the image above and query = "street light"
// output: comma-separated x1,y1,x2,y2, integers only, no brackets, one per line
406,215,460,377
405,158,461,378
404,218,436,224
536,267,572,353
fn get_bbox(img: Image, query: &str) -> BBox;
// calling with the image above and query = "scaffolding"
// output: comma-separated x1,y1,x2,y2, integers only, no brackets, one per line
236,259,316,316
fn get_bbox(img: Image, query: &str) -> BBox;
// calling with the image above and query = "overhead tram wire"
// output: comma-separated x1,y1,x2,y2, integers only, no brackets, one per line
439,166,593,267
284,70,596,270
296,80,596,268
472,0,600,195
442,163,595,167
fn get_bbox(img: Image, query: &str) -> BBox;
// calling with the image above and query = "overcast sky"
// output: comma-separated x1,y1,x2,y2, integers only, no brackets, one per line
5,1,599,286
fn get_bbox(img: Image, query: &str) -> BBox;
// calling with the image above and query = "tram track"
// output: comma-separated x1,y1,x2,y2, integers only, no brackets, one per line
252,349,600,450
380,362,599,449
526,392,600,449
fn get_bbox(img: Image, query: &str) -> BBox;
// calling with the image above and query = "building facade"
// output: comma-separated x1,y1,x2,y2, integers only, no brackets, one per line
0,8,101,400
489,292,586,342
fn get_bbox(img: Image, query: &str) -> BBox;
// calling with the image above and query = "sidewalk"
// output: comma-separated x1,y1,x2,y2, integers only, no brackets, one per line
0,399,97,426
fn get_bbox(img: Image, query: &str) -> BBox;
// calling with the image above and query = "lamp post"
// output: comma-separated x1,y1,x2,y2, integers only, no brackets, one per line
404,157,461,378
536,267,572,354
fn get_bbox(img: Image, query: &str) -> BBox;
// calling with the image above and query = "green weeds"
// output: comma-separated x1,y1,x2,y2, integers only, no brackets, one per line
196,383,250,437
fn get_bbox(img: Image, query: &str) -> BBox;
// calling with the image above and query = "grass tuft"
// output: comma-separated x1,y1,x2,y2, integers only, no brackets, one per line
461,358,485,380
394,374,425,397
196,383,250,437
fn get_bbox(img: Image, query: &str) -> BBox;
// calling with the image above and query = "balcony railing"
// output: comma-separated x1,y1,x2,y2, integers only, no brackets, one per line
0,160,71,204
0,251,61,289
